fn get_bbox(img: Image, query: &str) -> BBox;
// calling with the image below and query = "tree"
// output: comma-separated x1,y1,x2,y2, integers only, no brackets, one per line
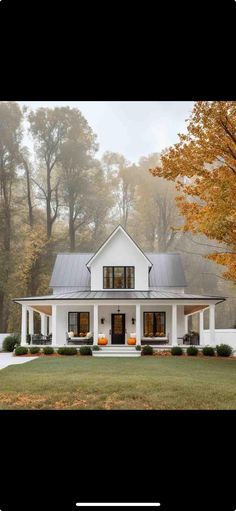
150,101,236,282
28,107,74,238
20,147,34,227
0,102,23,331
101,152,136,229
132,154,180,251
87,164,114,249
59,111,97,251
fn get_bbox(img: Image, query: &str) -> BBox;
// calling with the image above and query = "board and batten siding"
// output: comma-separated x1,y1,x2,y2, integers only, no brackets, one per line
90,229,150,291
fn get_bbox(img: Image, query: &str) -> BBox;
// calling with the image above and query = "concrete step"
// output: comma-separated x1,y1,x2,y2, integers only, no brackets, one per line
99,347,137,351
93,351,141,357
93,346,141,357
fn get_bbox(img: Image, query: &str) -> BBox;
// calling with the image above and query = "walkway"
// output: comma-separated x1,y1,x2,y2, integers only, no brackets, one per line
0,352,37,370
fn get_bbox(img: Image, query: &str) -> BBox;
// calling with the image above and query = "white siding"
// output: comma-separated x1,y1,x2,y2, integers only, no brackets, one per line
54,305,94,345
98,305,136,344
53,303,186,346
141,304,185,343
90,229,150,291
203,329,236,350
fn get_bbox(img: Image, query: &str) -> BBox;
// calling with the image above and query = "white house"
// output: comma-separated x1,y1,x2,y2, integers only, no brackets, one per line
14,225,225,355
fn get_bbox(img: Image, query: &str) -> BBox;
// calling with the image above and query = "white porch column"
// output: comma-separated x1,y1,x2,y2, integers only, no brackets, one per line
136,304,141,345
49,315,52,334
93,304,98,345
52,305,58,346
171,304,178,345
184,314,188,334
21,305,27,345
209,304,215,345
40,313,47,336
28,307,34,335
199,310,204,346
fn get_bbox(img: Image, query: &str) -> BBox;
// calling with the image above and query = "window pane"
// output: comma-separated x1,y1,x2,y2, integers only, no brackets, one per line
144,312,154,337
155,312,165,337
126,267,134,288
104,267,113,288
79,312,89,335
68,312,78,336
114,267,125,288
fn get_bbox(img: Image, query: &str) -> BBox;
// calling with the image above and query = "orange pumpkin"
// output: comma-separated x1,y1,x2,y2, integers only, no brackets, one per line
128,338,136,345
98,337,108,345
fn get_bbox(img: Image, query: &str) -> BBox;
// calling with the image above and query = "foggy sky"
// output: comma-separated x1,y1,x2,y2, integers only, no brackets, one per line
17,101,194,163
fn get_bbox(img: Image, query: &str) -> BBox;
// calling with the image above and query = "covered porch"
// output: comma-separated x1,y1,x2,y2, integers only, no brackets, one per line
19,299,219,348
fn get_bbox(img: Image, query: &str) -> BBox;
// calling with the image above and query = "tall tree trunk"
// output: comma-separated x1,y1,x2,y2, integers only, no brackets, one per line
4,205,11,252
0,292,6,332
46,164,52,238
23,159,33,227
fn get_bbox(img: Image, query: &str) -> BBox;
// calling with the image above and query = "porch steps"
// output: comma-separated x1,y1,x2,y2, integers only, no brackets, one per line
92,346,141,358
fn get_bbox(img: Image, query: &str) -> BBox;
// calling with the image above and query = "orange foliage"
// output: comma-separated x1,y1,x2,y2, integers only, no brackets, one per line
150,101,236,283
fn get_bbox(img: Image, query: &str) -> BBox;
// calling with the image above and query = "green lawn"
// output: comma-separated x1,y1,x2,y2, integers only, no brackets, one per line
0,356,236,409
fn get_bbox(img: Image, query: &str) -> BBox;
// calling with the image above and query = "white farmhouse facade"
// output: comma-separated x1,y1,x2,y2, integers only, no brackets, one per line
14,225,225,353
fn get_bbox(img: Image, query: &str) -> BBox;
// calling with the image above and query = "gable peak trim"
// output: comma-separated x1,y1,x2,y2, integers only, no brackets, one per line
86,225,153,268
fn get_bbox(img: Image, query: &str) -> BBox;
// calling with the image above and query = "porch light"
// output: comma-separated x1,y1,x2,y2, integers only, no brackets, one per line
132,317,135,325
101,317,105,324
117,305,120,313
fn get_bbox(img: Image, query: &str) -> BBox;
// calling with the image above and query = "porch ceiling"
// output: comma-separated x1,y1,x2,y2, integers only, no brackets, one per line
29,305,52,316
184,305,208,316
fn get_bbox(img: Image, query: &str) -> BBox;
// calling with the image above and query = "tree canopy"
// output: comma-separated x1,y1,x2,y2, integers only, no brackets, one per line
150,101,236,283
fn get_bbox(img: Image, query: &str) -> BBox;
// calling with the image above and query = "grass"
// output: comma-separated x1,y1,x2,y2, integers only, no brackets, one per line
0,356,236,409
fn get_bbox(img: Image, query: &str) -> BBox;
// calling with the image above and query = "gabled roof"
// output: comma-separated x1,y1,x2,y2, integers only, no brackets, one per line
86,225,153,268
50,253,91,288
50,252,187,289
146,253,187,288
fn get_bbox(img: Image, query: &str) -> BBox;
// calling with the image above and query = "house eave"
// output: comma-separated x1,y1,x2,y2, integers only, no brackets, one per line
86,225,153,268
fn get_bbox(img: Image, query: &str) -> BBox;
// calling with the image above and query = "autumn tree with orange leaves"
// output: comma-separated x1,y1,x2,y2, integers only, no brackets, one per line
150,101,236,283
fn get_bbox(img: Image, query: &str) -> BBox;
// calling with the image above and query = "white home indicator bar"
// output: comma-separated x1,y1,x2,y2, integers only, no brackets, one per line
76,504,161,508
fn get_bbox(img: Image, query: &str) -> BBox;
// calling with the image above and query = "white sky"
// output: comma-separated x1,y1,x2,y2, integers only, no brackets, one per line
17,101,194,163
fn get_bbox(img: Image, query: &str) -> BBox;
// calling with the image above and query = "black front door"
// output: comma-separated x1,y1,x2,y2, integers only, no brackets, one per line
111,314,125,344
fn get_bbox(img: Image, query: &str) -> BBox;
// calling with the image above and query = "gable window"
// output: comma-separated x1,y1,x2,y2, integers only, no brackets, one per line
103,266,135,289
68,312,89,336
143,312,166,337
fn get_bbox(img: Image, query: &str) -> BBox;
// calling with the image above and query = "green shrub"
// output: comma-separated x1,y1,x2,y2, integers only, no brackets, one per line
202,346,215,357
80,346,92,356
43,347,54,355
29,347,40,354
171,346,183,356
15,346,28,356
92,345,100,351
136,345,142,351
142,345,153,355
216,344,233,357
187,346,198,356
3,335,20,352
58,347,77,356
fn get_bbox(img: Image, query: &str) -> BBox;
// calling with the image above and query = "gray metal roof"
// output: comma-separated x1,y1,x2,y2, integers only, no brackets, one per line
14,290,225,302
50,253,91,288
50,252,187,289
147,253,187,287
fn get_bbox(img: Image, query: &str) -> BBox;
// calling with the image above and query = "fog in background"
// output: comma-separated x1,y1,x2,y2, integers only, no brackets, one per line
0,101,235,333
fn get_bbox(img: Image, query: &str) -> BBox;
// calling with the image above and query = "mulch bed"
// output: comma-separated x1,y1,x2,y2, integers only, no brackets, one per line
16,353,81,358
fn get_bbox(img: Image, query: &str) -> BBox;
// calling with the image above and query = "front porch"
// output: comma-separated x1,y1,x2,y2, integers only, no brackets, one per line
20,300,217,348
